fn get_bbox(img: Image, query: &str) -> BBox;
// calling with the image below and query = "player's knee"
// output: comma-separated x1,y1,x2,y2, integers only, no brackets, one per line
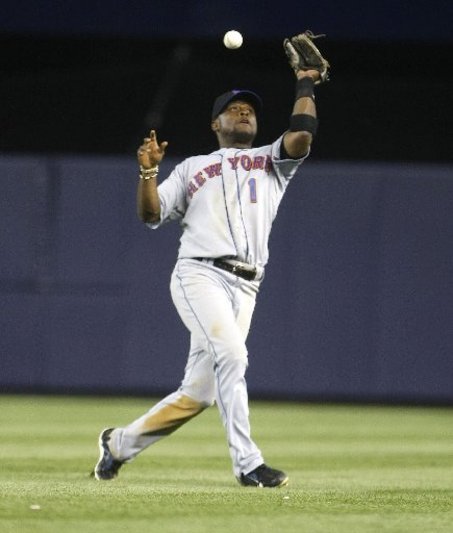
214,338,248,363
180,382,216,407
215,350,249,375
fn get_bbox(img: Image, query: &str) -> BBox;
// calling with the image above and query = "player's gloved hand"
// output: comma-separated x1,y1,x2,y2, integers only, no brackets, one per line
283,30,330,84
137,130,168,169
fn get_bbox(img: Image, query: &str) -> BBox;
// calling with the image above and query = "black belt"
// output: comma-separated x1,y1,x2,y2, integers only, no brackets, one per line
195,258,258,281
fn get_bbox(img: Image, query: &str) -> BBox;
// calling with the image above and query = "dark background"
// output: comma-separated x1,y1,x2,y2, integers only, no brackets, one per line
1,0,452,161
1,1,453,403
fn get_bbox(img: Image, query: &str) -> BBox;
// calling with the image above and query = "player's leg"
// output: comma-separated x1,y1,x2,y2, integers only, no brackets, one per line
170,259,264,478
105,337,216,462
92,337,216,479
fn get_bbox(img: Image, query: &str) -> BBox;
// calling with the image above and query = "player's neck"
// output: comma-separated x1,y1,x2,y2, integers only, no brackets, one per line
217,131,255,150
219,141,253,149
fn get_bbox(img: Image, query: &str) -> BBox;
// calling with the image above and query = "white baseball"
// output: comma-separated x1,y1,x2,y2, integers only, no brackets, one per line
223,30,243,49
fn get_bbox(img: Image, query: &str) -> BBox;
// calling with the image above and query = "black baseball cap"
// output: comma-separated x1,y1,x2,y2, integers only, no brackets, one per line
211,89,262,120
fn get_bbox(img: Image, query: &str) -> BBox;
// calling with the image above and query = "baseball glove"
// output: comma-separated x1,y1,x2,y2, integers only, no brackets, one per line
283,30,330,84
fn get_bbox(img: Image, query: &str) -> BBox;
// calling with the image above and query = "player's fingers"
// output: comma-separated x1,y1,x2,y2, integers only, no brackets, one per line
144,130,159,147
149,130,157,143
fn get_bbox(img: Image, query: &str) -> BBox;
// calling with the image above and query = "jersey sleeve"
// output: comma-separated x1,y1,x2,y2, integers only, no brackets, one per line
146,162,187,229
270,134,309,184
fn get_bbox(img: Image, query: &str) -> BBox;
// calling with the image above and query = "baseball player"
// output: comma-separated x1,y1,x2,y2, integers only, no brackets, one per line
92,33,329,488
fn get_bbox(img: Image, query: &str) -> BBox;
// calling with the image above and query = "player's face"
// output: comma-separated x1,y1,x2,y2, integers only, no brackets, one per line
213,100,258,147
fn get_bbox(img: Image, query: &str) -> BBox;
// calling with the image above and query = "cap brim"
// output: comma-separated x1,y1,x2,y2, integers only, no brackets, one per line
212,90,262,120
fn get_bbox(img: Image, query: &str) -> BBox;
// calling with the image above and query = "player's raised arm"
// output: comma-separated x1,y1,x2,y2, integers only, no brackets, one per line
283,70,318,158
282,31,330,158
136,130,168,223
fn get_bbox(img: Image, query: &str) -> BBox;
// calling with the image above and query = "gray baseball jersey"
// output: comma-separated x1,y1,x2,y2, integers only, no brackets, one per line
149,134,307,267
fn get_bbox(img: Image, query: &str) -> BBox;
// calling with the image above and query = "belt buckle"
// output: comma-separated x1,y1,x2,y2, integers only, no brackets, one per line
218,258,258,281
236,263,257,281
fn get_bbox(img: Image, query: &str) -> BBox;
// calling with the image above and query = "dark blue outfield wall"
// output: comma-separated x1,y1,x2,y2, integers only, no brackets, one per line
1,155,453,403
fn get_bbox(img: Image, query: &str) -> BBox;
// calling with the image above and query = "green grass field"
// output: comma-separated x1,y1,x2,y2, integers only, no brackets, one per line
0,395,452,533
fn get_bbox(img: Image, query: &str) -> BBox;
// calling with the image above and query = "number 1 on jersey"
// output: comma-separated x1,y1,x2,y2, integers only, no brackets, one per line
248,178,257,203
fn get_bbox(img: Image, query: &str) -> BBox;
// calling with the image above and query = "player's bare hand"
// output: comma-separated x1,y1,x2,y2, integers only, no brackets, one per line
137,130,168,168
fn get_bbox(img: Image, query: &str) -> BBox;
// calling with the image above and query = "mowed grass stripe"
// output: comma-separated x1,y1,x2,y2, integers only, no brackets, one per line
0,395,452,533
